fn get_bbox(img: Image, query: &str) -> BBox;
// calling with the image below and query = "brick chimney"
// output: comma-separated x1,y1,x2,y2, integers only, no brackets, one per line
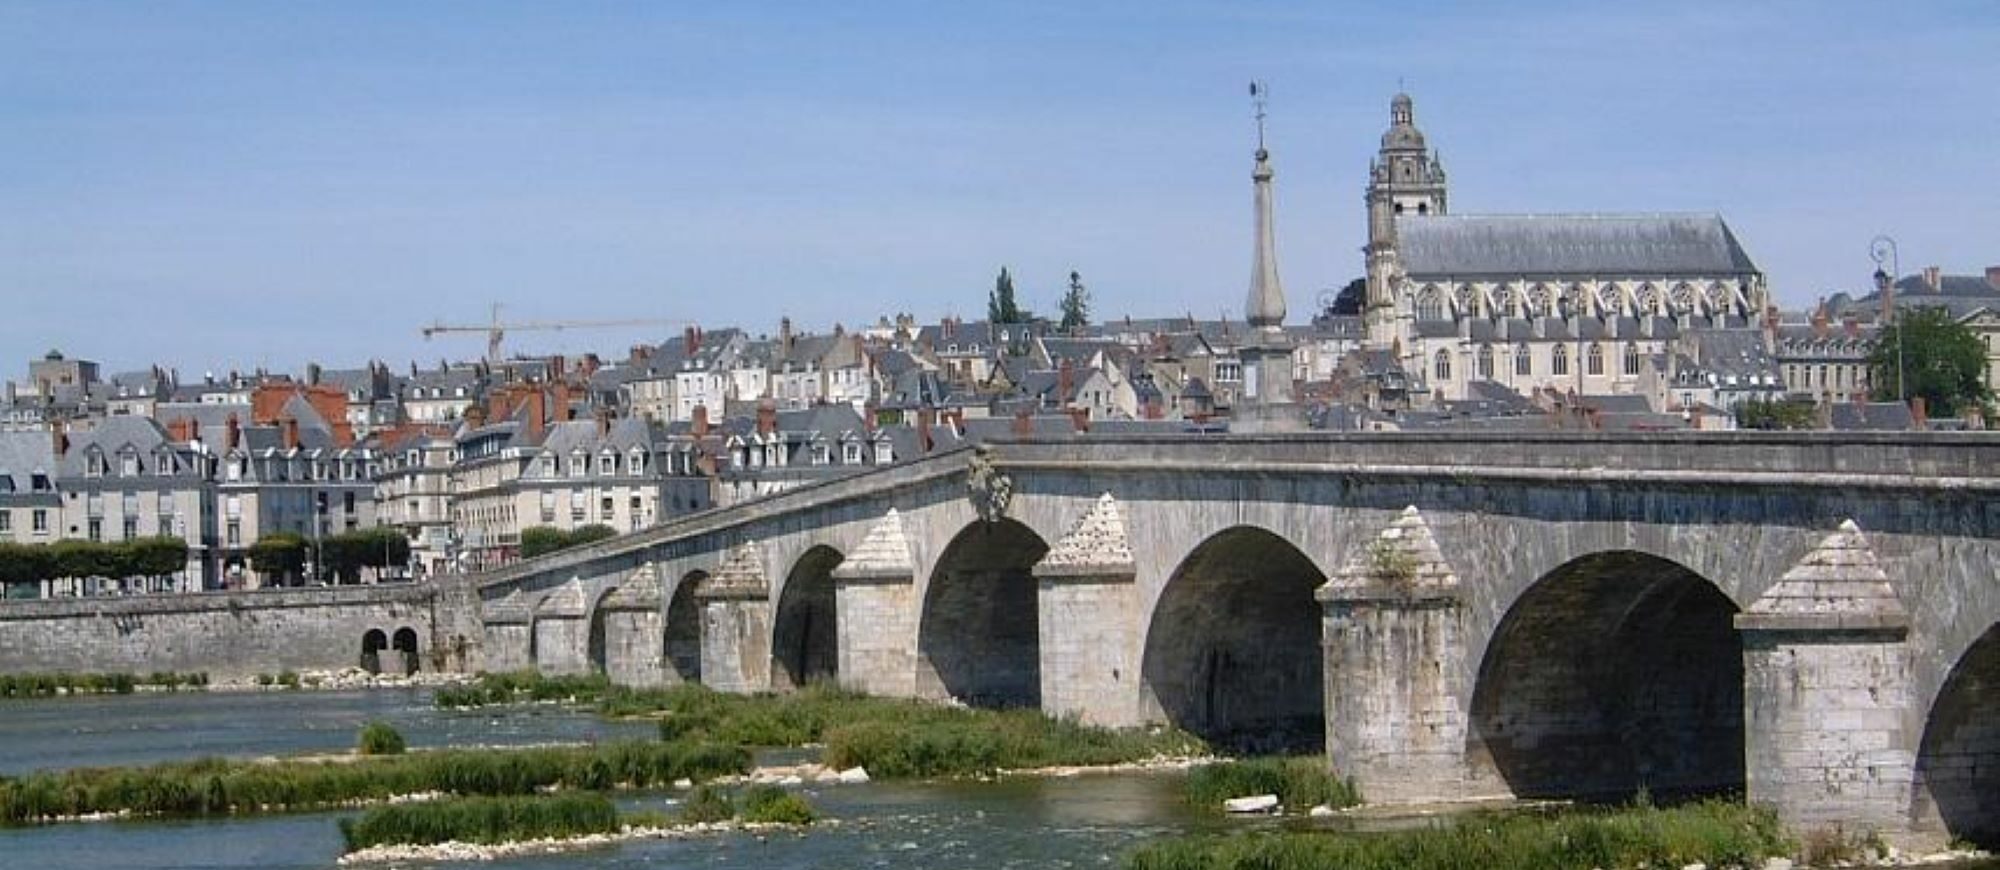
684,326,699,356
1068,407,1091,433
526,390,548,439
692,404,710,438
778,318,793,354
1923,266,1942,292
1012,408,1032,436
757,399,778,436
1911,396,1928,430
51,419,68,458
186,419,201,445
1987,266,2000,291
1842,314,1860,339
1057,359,1074,407
305,362,322,386
166,418,192,443
942,317,956,340
549,355,566,382
1810,303,1830,340
281,417,300,451
224,414,241,450
916,408,935,453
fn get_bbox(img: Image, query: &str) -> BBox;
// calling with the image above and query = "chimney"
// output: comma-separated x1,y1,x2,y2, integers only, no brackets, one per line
1012,408,1032,437
1987,266,2000,291
305,362,322,386
862,402,878,433
1910,396,1928,430
692,404,710,438
596,409,613,438
779,318,794,353
166,418,191,443
684,326,699,356
464,404,488,428
1690,404,1704,430
188,419,201,445
1810,303,1830,340
224,414,241,450
1067,406,1091,433
1842,314,1860,339
1057,358,1075,407
550,355,566,382
916,408,935,453
942,317,956,340
525,390,546,439
51,419,68,458
282,417,300,451
757,399,778,436
1923,266,1942,292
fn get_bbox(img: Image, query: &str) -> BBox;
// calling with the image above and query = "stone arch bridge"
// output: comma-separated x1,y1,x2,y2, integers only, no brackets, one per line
472,432,2000,847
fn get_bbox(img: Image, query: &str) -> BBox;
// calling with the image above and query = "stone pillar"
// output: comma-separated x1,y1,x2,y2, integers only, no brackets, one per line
831,509,919,698
1737,520,1914,837
696,542,772,694
1317,506,1473,803
532,579,590,676
600,564,666,688
480,590,534,673
1034,494,1143,727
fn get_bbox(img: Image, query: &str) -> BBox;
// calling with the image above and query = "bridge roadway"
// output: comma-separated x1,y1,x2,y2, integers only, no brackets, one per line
3,431,1996,846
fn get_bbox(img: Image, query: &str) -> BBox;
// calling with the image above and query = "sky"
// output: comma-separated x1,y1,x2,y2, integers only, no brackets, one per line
3,1,1996,378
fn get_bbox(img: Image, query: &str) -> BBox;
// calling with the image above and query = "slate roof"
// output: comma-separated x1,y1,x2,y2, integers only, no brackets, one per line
1396,214,1759,278
0,431,56,494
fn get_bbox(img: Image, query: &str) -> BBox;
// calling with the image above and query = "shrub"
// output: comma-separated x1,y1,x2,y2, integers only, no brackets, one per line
740,785,815,825
357,721,407,756
275,671,300,689
1183,757,1359,812
679,786,733,824
338,793,620,852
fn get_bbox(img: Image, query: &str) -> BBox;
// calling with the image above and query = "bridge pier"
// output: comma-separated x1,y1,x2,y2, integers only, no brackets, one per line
1738,521,1917,840
697,543,774,694
599,565,666,687
480,591,534,673
1034,495,1143,727
832,511,921,698
1318,508,1474,802
532,579,591,676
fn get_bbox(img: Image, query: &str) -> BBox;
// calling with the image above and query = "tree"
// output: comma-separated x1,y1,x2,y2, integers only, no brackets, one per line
249,532,308,585
1328,278,1367,316
131,537,189,578
1058,270,1091,332
988,267,1023,324
569,524,617,548
519,526,569,560
1870,306,1994,418
1734,397,1817,430
0,543,55,595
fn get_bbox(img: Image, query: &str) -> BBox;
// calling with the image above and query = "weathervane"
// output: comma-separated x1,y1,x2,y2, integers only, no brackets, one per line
1249,80,1269,152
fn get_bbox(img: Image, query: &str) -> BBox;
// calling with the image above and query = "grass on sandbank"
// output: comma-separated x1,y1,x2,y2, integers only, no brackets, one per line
0,739,749,825
1124,799,1791,870
337,785,821,853
1182,756,1360,813
0,671,210,698
432,672,610,708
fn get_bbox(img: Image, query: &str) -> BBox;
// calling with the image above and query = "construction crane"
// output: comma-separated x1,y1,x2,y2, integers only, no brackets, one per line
421,303,692,363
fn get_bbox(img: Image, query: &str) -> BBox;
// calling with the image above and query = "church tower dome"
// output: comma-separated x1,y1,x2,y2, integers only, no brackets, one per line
1364,90,1449,349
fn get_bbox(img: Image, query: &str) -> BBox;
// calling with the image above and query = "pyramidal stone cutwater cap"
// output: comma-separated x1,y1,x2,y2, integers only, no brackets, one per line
600,563,663,611
1034,493,1136,579
483,589,534,625
1737,520,1909,633
534,578,589,619
832,509,915,581
698,541,770,600
1318,505,1459,602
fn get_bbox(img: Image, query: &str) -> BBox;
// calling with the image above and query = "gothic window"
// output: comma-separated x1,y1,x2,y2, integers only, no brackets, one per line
1434,350,1452,382
1597,285,1623,315
1415,286,1446,322
1623,342,1642,376
1587,342,1605,376
1552,343,1570,376
1515,344,1532,376
1636,284,1661,313
1670,283,1698,312
1453,284,1477,315
1527,284,1553,315
1477,344,1494,380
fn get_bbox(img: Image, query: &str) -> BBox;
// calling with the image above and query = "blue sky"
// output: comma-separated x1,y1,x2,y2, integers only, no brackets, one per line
3,1,1995,376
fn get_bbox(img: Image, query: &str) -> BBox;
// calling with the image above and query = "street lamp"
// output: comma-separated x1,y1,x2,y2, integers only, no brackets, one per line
1870,235,1904,403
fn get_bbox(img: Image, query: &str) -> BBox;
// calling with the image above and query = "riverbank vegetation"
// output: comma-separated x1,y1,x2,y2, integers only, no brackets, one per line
338,793,621,852
0,671,209,699
356,722,405,756
0,739,749,825
432,671,609,708
1182,757,1359,812
1124,800,1791,870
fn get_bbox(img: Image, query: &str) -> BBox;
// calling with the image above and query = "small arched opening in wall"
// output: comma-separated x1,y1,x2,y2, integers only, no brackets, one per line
391,627,420,675
586,587,615,676
772,545,844,691
666,571,705,683
919,518,1049,708
1914,622,2000,848
360,628,388,674
1141,526,1326,753
1471,550,1743,801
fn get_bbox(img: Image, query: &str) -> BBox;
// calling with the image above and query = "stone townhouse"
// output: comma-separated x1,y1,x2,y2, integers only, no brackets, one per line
400,363,484,424
715,403,898,507
626,327,749,424
0,430,61,568
371,426,458,578
51,416,219,593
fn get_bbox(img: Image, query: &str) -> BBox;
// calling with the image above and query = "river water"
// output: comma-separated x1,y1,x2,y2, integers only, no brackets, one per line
0,689,1990,870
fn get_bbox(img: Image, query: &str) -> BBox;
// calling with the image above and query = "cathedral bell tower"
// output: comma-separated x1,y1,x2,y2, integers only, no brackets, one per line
1364,92,1447,349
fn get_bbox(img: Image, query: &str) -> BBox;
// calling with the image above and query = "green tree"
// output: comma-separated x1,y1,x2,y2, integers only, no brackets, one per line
568,524,616,548
1058,270,1091,333
518,526,569,559
249,532,308,585
988,267,1022,324
1870,306,1994,418
1734,397,1817,430
1328,278,1366,316
0,543,56,595
131,537,190,578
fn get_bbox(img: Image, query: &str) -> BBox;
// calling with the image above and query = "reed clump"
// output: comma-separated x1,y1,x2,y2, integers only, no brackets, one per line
739,784,815,825
356,721,407,756
338,793,620,852
432,671,611,708
0,739,749,825
1182,757,1359,812
1124,799,1791,870
0,672,210,699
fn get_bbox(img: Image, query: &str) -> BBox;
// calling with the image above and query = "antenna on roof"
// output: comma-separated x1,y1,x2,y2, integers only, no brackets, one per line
1249,80,1269,151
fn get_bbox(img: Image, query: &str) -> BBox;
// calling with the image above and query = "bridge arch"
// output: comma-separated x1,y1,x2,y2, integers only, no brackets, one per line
1471,550,1743,801
773,545,843,690
360,628,388,674
1141,525,1326,752
1914,621,2000,848
919,518,1048,708
666,571,705,683
391,627,420,675
585,586,617,676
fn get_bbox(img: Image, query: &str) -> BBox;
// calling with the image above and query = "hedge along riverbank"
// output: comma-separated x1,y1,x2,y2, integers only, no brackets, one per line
1123,800,1793,870
0,739,750,825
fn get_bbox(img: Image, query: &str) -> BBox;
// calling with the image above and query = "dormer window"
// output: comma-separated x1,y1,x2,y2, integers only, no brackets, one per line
85,449,107,477
628,449,646,475
540,455,557,476
874,442,892,465
570,451,587,477
843,442,861,464
598,452,616,476
156,452,175,475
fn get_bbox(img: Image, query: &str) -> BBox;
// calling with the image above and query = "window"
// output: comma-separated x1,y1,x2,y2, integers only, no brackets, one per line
1476,345,1494,380
1586,342,1605,376
86,450,107,477
1623,342,1641,376
570,491,586,521
343,491,356,514
156,454,174,475
1551,344,1569,376
1433,350,1452,382
122,517,138,540
0,511,10,533
226,495,242,519
628,450,645,475
157,492,173,514
540,491,556,523
120,452,139,477
600,496,614,520
1515,344,1532,376
32,509,48,534
122,492,139,516
88,518,102,542
570,452,587,478
844,443,862,464
157,516,172,537
875,442,892,464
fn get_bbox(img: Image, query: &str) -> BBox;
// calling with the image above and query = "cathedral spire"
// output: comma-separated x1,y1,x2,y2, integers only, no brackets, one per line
1246,81,1285,332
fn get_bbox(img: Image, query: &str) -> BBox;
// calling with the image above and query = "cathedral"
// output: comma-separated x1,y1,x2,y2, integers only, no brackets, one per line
1359,93,1770,403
